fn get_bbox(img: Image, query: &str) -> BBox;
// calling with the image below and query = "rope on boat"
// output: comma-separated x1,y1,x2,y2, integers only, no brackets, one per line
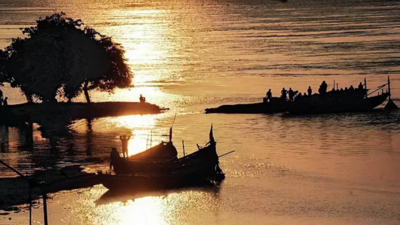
219,150,235,158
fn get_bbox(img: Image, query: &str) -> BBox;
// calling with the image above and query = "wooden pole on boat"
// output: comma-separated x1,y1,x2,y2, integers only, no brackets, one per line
333,80,335,90
388,76,391,100
182,140,185,156
219,150,235,158
364,77,367,90
170,128,173,142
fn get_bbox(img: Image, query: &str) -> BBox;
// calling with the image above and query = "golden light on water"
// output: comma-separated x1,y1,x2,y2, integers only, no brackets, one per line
116,197,169,225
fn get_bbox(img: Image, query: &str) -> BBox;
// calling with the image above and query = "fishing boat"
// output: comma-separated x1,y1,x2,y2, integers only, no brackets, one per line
110,126,222,175
205,77,396,115
288,78,394,115
102,126,225,190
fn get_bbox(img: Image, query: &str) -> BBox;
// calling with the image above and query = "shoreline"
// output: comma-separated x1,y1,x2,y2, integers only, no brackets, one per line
0,101,168,126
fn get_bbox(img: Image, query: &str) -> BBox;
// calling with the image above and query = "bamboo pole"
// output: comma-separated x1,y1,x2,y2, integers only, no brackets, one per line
388,76,391,100
0,160,48,225
182,140,185,156
43,191,49,225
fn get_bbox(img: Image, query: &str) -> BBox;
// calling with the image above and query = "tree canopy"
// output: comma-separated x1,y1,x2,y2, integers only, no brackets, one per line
2,12,133,103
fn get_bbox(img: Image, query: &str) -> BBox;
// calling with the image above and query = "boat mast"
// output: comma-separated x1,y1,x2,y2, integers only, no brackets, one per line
182,140,185,156
388,76,391,100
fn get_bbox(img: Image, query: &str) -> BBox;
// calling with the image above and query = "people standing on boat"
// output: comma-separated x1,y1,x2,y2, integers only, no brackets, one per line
281,88,287,100
120,135,131,158
288,88,295,101
349,85,354,91
358,82,364,90
319,81,328,94
266,89,272,102
307,86,312,96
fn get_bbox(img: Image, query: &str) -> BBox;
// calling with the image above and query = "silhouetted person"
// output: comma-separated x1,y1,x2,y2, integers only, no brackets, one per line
307,86,312,96
281,88,287,100
266,89,272,101
319,81,327,94
139,94,146,103
3,97,8,106
288,88,294,101
349,85,354,91
110,148,120,169
345,87,348,91
358,82,363,90
120,135,131,158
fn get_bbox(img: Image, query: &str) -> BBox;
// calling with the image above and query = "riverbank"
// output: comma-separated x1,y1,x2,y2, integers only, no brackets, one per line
0,166,101,211
0,101,167,126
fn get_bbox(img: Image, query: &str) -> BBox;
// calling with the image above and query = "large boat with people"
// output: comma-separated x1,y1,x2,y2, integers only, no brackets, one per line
205,77,397,115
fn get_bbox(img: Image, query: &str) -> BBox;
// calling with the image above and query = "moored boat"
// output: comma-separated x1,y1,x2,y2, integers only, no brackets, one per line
205,77,396,115
287,78,394,115
110,126,222,175
102,126,225,190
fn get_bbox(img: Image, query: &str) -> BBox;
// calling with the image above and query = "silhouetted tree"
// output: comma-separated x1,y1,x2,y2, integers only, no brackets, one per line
0,50,5,81
2,12,133,103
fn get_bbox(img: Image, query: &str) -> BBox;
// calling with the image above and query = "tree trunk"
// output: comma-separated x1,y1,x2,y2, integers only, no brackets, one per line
84,80,91,103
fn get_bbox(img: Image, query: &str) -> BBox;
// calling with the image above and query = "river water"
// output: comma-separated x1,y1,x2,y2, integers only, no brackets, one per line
0,0,400,224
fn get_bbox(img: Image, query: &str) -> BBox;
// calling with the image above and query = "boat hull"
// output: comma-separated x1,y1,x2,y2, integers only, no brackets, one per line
111,142,219,175
288,93,389,115
205,99,290,114
100,162,224,191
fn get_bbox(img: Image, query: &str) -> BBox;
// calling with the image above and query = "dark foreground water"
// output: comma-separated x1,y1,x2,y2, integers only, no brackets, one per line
0,0,400,224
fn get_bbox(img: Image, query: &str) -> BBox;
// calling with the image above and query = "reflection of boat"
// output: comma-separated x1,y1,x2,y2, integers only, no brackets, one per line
111,127,220,175
205,97,290,114
96,183,221,206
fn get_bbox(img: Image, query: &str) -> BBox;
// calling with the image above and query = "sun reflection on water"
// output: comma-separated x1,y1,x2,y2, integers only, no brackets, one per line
117,197,169,225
